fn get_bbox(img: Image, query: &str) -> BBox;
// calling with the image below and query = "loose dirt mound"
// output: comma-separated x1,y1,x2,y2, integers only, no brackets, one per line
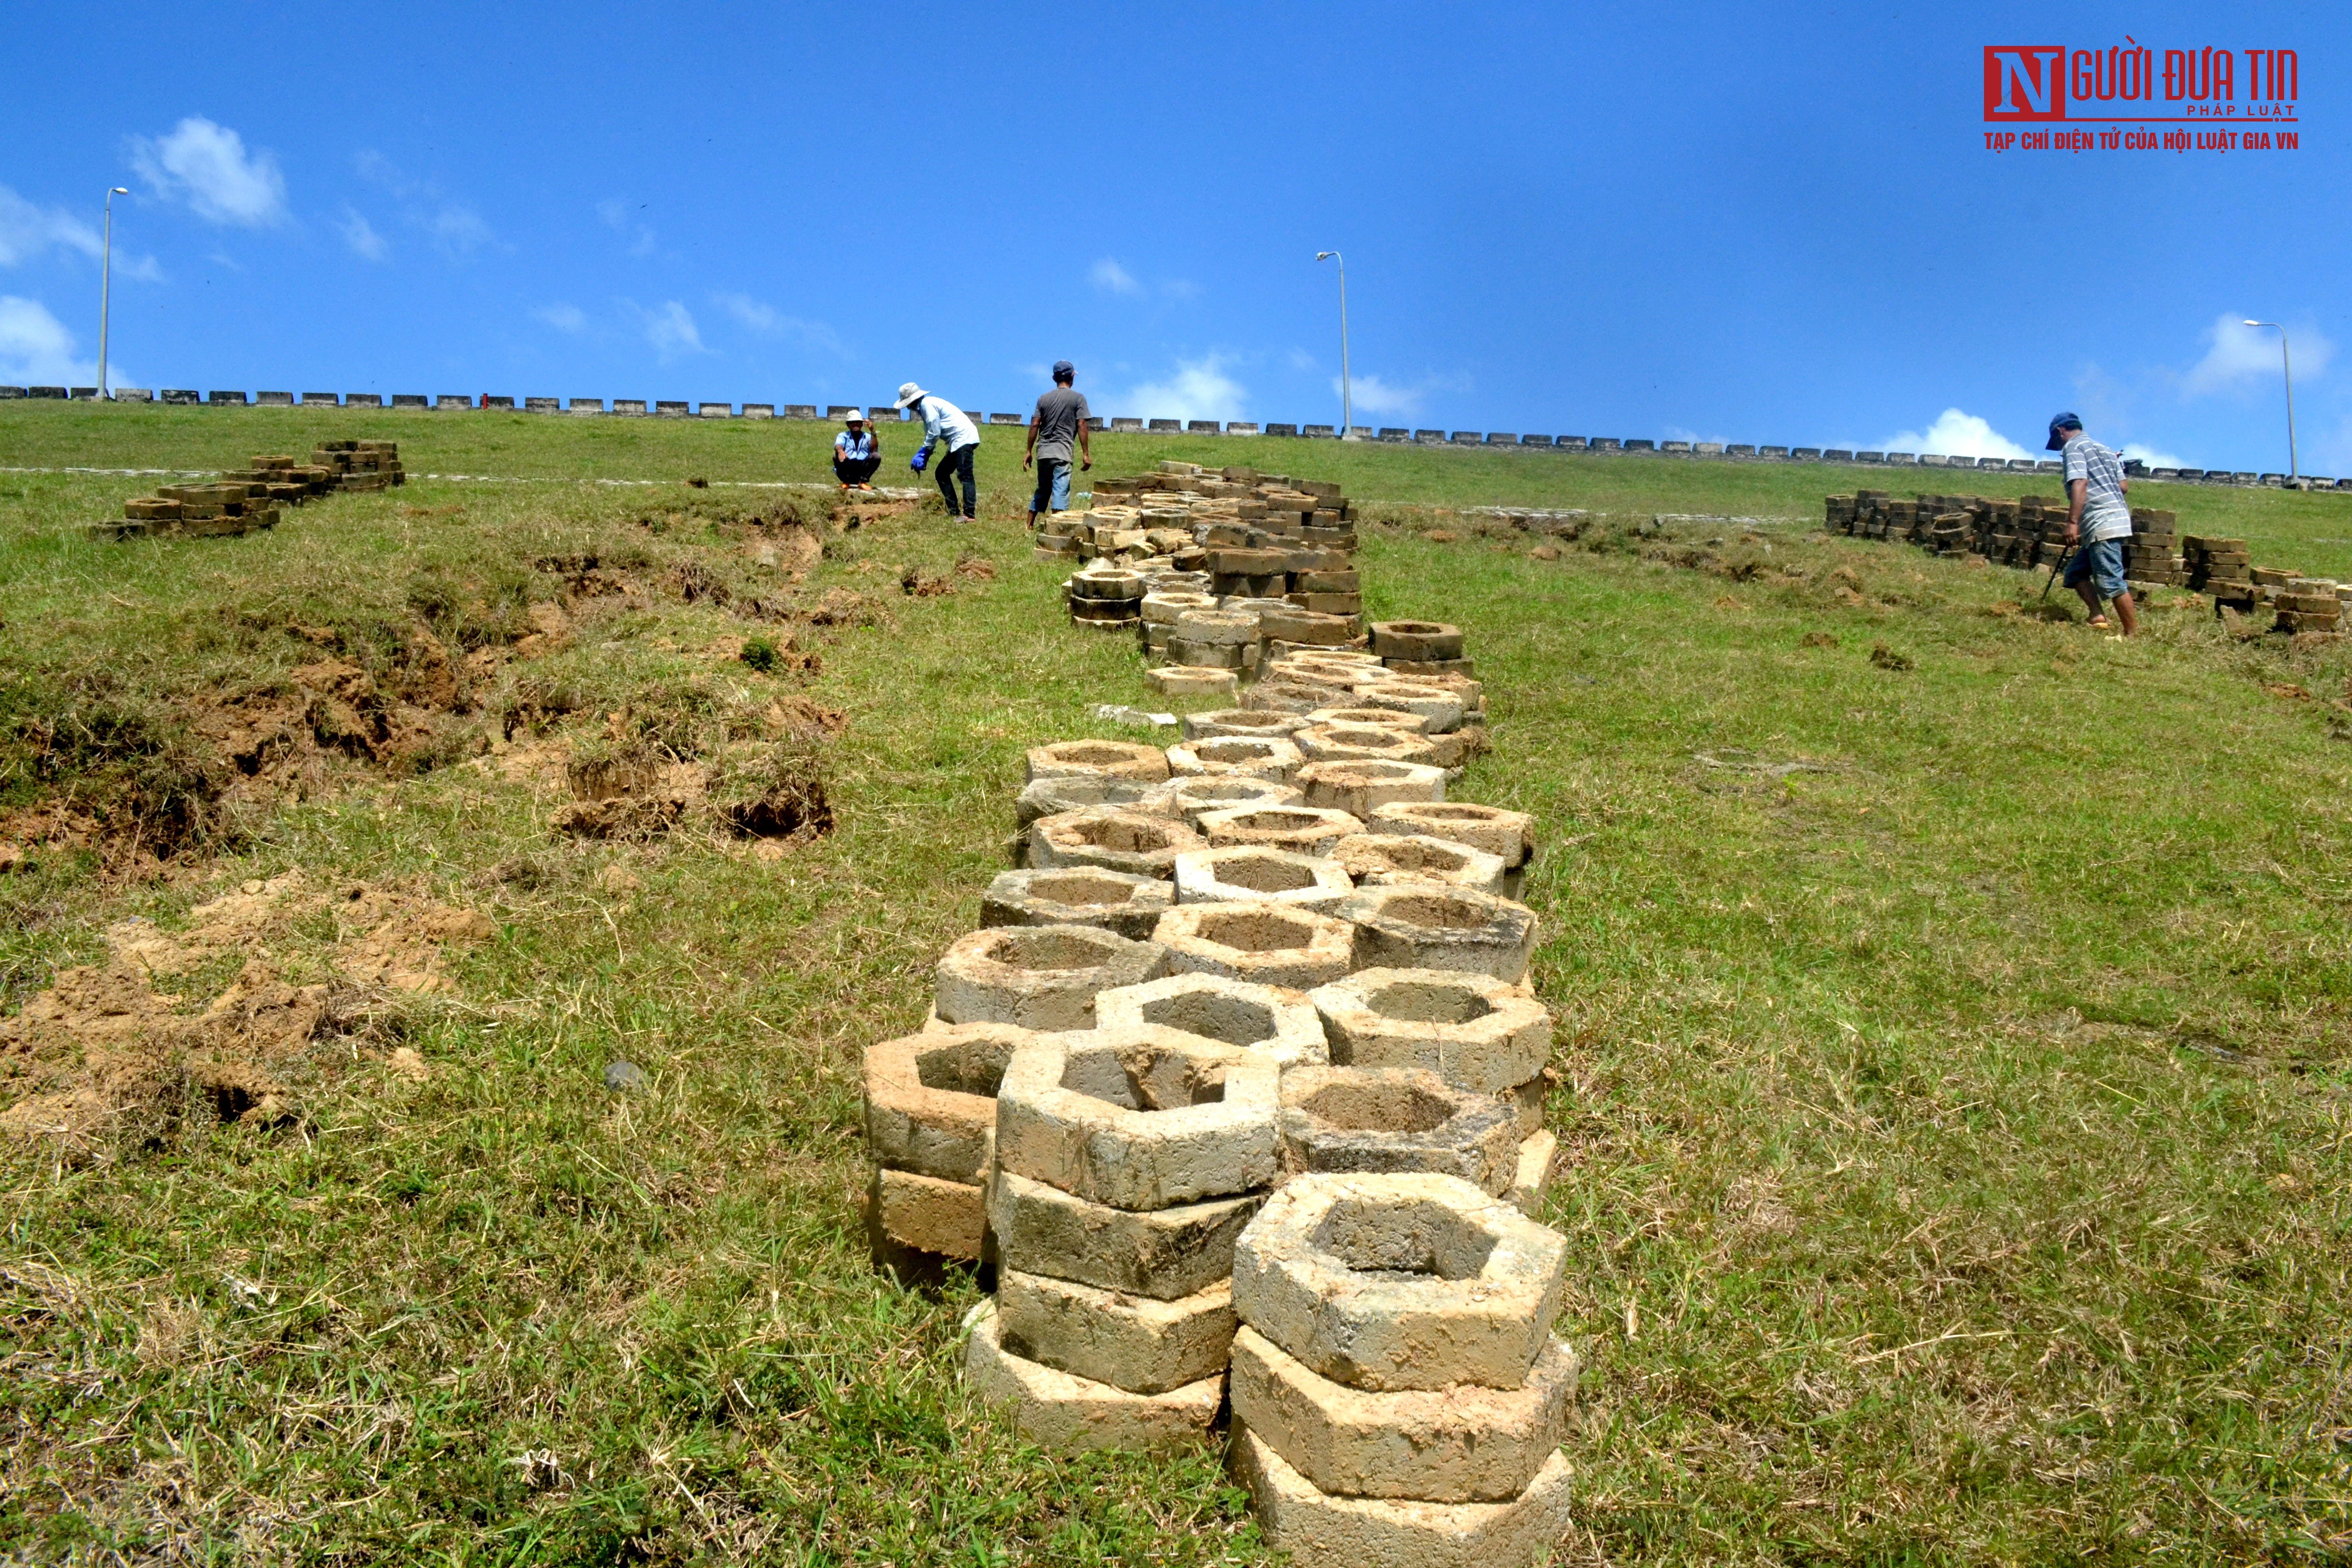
1,871,495,1163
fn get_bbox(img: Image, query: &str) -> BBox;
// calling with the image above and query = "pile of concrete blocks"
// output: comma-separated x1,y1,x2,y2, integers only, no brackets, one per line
856,534,1582,1524
311,439,405,491
1227,1172,1577,1565
965,1025,1279,1451
1821,493,2352,632
1043,461,1363,645
94,442,405,541
2183,535,2252,609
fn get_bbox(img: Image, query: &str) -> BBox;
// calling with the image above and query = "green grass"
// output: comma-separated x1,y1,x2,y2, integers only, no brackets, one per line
3,403,2351,1564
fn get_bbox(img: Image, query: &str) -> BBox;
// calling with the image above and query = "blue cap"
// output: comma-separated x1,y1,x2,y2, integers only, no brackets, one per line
2046,411,2082,451
1051,360,1075,380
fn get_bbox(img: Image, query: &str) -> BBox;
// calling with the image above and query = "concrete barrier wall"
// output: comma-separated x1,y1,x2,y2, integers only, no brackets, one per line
12,385,2330,489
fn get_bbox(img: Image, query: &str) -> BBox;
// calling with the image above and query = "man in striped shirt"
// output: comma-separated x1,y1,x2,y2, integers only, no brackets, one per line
2050,411,2138,637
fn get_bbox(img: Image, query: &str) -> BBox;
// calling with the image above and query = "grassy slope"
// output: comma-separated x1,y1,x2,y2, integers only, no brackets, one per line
2,403,2349,1564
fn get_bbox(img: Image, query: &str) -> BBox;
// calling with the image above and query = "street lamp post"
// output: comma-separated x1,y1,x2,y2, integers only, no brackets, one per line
2244,319,2298,480
1315,251,1353,439
100,187,128,401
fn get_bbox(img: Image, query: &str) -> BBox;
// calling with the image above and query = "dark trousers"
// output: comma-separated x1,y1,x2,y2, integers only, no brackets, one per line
834,455,879,485
935,442,976,519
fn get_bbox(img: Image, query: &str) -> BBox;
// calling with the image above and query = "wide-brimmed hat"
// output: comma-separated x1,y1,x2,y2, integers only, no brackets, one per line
893,381,926,410
842,408,866,423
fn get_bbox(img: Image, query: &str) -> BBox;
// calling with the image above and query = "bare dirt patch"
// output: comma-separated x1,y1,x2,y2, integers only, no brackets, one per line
2,871,495,1164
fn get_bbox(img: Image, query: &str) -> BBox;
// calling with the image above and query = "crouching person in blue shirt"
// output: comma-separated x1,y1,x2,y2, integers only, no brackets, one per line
833,411,881,491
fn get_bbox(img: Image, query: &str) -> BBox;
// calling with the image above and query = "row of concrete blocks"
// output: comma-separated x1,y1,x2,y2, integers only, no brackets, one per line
928,647,1566,1562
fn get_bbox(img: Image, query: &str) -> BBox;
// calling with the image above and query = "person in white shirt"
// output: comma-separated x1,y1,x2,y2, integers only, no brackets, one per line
894,381,981,520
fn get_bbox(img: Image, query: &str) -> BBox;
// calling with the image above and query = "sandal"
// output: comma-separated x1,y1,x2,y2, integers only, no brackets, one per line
2087,615,2111,629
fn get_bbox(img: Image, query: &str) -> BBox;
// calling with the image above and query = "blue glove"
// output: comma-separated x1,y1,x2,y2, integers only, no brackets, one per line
911,444,933,474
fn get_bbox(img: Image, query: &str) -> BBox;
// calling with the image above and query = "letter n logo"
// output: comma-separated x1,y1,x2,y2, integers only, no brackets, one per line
1982,46,2067,120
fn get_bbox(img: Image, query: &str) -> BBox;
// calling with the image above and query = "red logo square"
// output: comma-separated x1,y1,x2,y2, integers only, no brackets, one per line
1983,46,2068,120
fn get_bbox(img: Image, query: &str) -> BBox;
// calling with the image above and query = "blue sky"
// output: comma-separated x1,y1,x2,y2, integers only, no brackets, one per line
2,2,2344,472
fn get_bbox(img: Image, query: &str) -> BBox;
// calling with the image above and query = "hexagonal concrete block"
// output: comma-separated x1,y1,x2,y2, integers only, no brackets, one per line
935,924,1165,1031
1016,773,1162,829
1293,760,1446,819
1341,684,1467,734
1506,1130,1558,1216
1196,804,1364,856
1329,834,1506,896
1229,1420,1575,1567
1146,775,1306,828
1025,739,1173,784
1365,802,1533,869
1094,972,1329,1072
1305,704,1433,736
1278,1066,1517,1193
1155,902,1355,990
964,1301,1222,1453
1242,681,1342,716
1231,1172,1566,1391
997,1269,1237,1394
1182,708,1311,742
982,867,1174,940
995,1026,1279,1209
1029,807,1206,878
990,1168,1264,1300
1173,846,1355,913
1143,665,1240,701
1292,724,1440,768
1309,968,1551,1097
1337,883,1537,984
1230,1324,1577,1502
868,1165,987,1261
1167,734,1305,782
864,1020,1031,1182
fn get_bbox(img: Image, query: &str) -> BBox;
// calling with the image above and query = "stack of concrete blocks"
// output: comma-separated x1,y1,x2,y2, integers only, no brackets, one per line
1041,460,1361,651
2125,508,2183,586
99,443,404,540
2181,535,2251,608
1828,491,2217,596
311,439,405,491
1227,1172,1577,1566
965,1024,1280,1451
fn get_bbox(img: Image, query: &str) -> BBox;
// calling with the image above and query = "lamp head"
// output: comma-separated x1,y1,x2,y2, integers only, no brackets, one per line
1316,251,1335,261
111,187,128,195
2245,318,2262,327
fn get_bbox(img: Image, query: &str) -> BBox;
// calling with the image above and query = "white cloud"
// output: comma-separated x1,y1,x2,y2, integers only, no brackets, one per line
426,204,494,259
0,184,102,265
598,197,656,257
1875,408,2034,461
1286,347,1318,373
712,292,846,356
131,118,286,226
1089,259,1142,297
337,207,387,262
353,152,496,260
0,295,127,386
2122,442,2189,470
533,302,586,334
628,299,705,359
1111,355,1246,422
2183,312,2332,396
1345,369,1467,416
